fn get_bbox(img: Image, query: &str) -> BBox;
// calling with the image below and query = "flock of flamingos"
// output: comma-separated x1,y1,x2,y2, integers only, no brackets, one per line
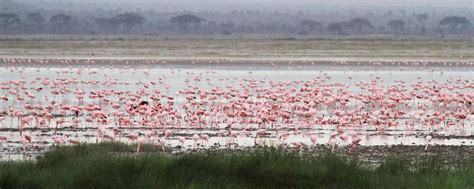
0,58,473,158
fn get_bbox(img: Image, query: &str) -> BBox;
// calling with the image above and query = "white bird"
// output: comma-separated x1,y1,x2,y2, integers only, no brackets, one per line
425,135,433,151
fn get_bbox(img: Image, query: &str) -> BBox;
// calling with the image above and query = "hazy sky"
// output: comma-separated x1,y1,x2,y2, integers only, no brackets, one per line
13,0,474,12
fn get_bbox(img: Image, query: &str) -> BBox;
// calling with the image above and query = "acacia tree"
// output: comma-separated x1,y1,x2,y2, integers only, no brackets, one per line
49,13,72,31
26,13,45,29
115,13,145,33
300,19,322,32
340,21,356,33
387,19,405,34
95,17,120,32
0,13,20,32
327,23,343,35
413,13,428,34
348,18,373,32
439,16,471,33
218,21,235,34
169,14,205,31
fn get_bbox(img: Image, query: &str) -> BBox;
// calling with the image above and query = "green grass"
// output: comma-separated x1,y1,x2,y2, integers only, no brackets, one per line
1,143,473,189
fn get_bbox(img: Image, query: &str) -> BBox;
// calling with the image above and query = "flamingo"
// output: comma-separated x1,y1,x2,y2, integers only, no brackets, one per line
0,57,473,155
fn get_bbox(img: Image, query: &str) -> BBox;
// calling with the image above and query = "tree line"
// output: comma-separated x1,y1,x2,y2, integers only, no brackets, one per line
0,12,471,35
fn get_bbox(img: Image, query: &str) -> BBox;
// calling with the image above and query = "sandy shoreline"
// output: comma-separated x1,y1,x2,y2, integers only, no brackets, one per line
1,56,473,66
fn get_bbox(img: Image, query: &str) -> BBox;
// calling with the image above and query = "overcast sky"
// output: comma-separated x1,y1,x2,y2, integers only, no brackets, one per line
13,0,474,12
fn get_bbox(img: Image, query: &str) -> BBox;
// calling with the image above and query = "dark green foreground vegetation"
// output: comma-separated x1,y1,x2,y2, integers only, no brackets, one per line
1,143,473,189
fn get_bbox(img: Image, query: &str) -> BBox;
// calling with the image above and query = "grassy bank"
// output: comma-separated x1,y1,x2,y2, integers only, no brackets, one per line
1,143,473,189
1,37,473,60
